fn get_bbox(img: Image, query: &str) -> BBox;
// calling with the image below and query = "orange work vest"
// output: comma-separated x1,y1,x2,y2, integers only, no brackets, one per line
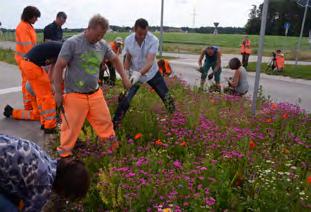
15,21,37,64
158,59,172,76
110,42,122,55
276,54,285,69
240,39,251,55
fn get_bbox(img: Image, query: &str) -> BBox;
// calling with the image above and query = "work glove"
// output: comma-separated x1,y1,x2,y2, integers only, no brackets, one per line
129,71,142,85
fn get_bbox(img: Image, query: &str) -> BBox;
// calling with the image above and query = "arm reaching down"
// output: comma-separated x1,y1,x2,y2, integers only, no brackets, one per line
110,55,132,89
53,57,68,107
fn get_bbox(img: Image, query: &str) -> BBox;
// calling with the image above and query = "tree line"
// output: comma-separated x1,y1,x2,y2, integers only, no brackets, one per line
245,0,311,36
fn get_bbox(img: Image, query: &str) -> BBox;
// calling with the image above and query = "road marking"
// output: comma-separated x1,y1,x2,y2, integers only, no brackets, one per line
0,86,21,95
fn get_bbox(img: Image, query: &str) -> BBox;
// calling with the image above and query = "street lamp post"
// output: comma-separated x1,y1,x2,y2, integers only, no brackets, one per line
295,0,310,65
159,0,164,57
251,0,270,116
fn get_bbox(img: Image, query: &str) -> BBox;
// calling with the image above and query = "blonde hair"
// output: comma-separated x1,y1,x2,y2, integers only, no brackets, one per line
88,14,109,30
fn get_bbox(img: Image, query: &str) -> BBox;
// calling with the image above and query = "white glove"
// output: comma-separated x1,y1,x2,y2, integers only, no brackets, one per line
129,71,142,85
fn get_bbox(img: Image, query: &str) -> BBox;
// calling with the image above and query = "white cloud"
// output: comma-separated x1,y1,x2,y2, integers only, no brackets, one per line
0,0,264,29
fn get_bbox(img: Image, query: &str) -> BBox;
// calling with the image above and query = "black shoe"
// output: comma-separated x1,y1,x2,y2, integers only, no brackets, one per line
40,125,45,130
3,105,13,118
44,128,57,134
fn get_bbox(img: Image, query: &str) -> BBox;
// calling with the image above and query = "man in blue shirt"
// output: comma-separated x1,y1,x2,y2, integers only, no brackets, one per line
43,12,67,42
0,134,90,211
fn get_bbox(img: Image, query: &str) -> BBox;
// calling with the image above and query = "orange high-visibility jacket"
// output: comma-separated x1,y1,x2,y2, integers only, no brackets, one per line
240,39,251,55
158,59,172,76
276,54,285,70
110,41,122,55
15,21,37,64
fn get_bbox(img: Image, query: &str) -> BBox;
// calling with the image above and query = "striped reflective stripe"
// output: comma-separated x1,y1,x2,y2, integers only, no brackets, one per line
21,111,31,119
16,41,34,46
16,51,25,57
44,115,56,121
41,109,56,115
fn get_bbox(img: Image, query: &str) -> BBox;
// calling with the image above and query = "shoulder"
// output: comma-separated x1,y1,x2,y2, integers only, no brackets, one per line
44,23,54,30
125,33,135,44
147,32,159,43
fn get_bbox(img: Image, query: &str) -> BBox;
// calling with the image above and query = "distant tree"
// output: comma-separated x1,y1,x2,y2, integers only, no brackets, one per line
245,0,311,36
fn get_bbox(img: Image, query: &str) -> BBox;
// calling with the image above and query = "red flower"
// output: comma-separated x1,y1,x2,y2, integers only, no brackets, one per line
282,113,289,119
271,103,278,110
307,176,311,184
155,139,164,146
134,133,142,140
180,141,187,147
265,118,273,123
249,140,256,150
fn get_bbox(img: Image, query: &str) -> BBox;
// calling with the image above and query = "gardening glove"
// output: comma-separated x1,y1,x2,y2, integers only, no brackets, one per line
130,71,141,85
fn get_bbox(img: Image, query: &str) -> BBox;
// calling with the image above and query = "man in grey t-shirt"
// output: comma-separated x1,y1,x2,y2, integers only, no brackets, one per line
113,18,175,129
53,14,131,157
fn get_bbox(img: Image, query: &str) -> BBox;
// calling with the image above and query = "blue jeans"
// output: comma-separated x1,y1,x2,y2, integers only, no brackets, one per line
113,71,175,128
0,194,18,212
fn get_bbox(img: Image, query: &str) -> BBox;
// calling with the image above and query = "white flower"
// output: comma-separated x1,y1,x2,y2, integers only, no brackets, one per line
278,172,284,175
299,191,305,196
290,166,297,170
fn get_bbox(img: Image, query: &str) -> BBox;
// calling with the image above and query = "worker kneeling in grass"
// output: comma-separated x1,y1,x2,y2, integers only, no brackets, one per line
0,134,90,211
53,14,131,158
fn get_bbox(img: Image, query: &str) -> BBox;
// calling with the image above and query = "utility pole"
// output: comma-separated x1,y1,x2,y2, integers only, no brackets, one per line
159,0,164,57
251,0,270,115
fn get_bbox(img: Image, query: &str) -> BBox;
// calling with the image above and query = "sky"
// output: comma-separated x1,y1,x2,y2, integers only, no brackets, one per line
0,0,264,29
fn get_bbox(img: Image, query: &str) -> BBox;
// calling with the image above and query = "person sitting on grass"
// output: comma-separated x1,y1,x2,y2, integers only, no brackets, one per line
0,134,90,211
226,57,249,96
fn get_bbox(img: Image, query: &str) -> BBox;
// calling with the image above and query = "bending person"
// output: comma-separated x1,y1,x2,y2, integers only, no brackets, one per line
113,18,175,129
0,134,90,211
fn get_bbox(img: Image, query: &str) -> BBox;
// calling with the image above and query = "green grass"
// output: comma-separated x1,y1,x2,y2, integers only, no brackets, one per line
248,62,311,80
1,31,310,60
0,48,16,64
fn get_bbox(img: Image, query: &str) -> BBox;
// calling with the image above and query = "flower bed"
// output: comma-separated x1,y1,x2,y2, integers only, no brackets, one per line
60,77,311,211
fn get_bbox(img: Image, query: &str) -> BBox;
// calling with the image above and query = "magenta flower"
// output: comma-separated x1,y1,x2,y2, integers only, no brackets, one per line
205,197,216,206
173,160,182,169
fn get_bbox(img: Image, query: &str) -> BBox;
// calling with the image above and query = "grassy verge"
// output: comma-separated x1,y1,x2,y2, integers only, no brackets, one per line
1,32,311,60
52,78,311,211
247,62,311,80
0,48,16,65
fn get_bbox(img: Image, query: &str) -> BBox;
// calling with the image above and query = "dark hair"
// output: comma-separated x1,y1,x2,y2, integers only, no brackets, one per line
134,18,149,30
53,158,90,199
276,49,282,53
229,57,242,70
21,6,41,22
57,12,67,19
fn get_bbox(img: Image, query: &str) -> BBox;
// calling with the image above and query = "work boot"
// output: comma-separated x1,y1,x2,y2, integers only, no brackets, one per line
3,105,13,118
44,128,57,134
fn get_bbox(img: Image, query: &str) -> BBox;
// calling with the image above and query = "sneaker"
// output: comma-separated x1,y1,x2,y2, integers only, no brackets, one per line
3,105,13,118
44,128,57,134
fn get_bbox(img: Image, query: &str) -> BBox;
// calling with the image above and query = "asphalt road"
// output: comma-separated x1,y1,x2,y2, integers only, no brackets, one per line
0,53,310,145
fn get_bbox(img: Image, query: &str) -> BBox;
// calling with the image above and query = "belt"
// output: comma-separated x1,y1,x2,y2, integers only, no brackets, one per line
23,57,33,63
75,88,99,95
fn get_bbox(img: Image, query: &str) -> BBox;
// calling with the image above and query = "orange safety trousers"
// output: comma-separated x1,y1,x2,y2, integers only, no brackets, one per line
12,95,40,121
15,21,37,110
57,89,115,157
20,60,56,129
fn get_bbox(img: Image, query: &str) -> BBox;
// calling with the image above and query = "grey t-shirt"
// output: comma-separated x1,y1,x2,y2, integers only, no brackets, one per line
58,33,115,93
